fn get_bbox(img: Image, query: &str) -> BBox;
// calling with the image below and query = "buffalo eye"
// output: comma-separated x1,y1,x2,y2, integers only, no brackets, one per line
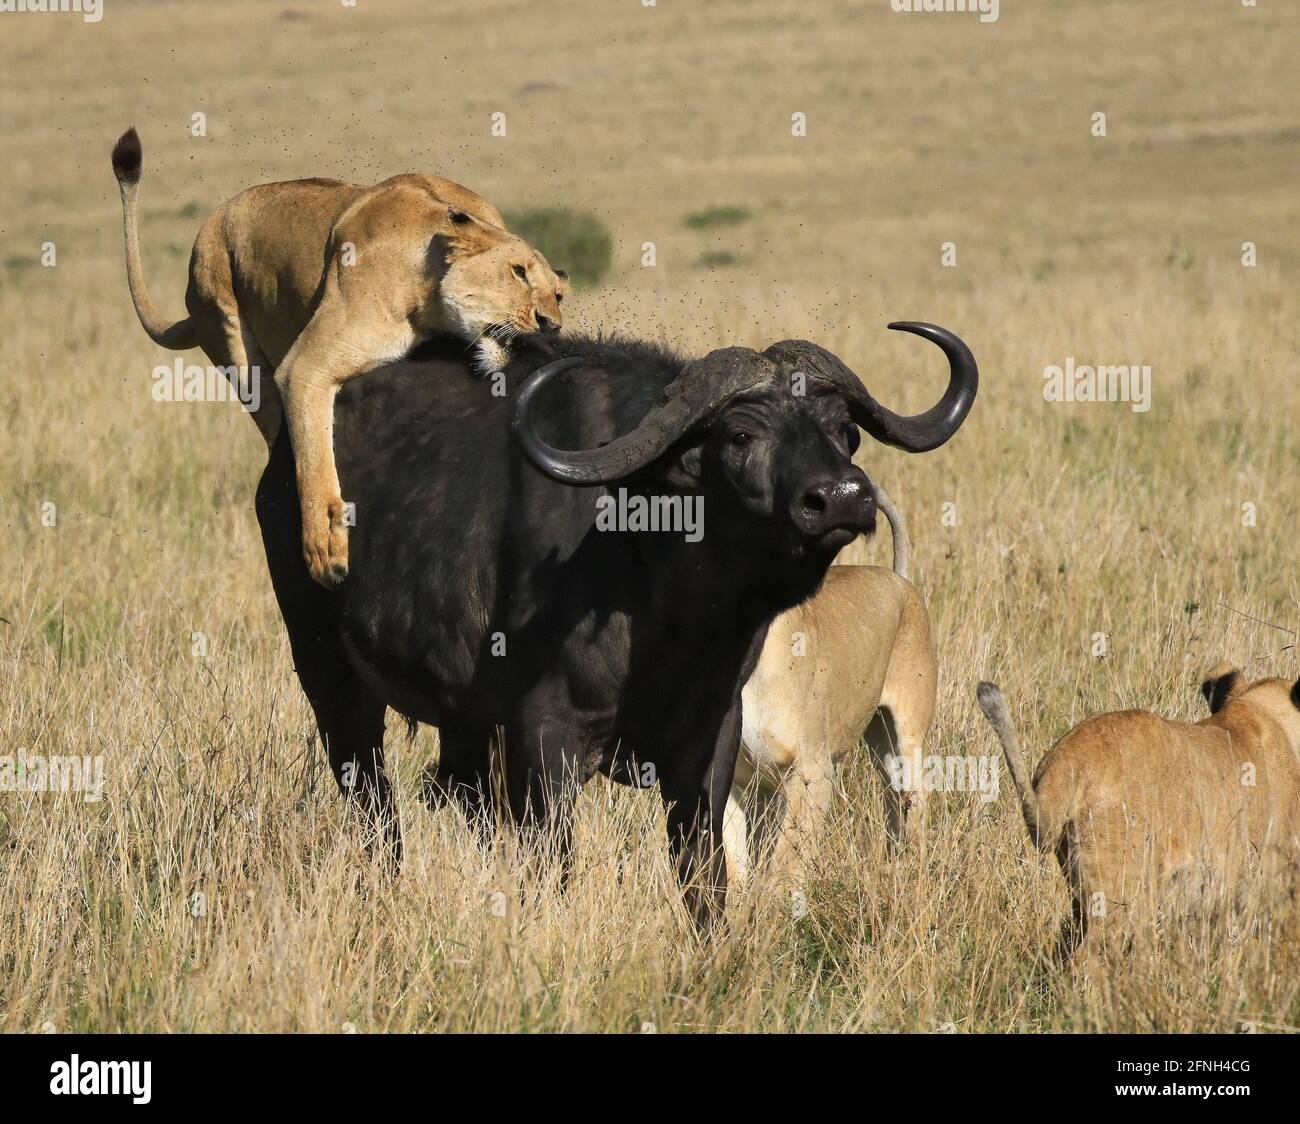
513,264,528,282
729,431,752,448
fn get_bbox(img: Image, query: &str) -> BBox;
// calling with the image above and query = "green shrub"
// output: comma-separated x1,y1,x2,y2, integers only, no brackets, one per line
683,204,753,229
504,206,613,288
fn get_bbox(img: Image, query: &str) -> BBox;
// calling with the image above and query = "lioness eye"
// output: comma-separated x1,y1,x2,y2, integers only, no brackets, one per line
513,264,528,281
555,292,564,303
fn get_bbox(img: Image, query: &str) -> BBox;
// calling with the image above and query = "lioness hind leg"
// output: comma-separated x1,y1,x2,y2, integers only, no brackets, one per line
192,313,283,447
186,229,283,445
238,324,283,446
865,707,912,846
876,605,937,847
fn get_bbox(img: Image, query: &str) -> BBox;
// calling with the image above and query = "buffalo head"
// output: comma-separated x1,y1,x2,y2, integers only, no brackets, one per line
512,321,977,592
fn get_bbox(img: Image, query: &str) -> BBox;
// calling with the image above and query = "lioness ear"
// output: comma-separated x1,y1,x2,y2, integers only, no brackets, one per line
1201,662,1244,713
440,209,505,259
1290,678,1300,711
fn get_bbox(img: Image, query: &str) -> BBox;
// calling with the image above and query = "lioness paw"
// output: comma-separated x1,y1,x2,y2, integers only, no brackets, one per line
302,499,350,588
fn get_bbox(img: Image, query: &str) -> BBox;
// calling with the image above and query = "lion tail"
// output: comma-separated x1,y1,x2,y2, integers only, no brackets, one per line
976,681,1046,849
111,128,197,349
872,482,910,580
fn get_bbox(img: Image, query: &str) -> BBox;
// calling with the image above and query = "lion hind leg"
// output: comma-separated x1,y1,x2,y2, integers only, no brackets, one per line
179,215,286,447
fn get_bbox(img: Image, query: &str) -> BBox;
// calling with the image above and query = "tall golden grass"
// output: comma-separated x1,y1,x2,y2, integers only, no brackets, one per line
1,0,1297,1031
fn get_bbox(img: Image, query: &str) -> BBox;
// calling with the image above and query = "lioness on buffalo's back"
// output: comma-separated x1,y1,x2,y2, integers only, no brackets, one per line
110,127,568,587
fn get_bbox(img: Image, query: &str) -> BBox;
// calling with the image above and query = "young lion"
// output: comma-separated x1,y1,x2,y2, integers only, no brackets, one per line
111,128,569,587
978,668,1300,964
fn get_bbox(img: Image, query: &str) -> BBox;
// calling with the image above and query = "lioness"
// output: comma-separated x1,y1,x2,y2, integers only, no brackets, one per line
111,128,569,587
977,667,1300,962
725,484,937,886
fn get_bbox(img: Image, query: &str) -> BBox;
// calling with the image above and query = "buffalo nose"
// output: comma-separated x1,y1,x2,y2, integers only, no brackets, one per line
794,474,876,537
536,313,560,333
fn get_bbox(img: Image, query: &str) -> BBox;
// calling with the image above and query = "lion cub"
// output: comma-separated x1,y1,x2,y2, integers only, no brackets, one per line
978,667,1300,962
111,128,568,587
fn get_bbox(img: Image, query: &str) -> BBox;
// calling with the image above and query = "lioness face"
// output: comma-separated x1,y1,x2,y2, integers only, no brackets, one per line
528,251,570,333
440,235,568,345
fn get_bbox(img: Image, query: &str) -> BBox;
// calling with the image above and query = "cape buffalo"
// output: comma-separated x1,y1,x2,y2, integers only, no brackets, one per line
255,323,977,926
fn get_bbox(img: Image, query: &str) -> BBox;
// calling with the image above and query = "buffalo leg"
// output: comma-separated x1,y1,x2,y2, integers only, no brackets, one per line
660,700,742,932
311,679,400,868
288,640,399,866
422,723,496,839
502,709,583,879
255,437,399,866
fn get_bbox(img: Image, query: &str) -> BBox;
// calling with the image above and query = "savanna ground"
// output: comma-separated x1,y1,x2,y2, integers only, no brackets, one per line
1,0,1298,1032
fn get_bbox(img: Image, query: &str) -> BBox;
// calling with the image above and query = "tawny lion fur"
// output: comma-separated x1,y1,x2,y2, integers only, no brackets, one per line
726,484,937,886
978,667,1300,961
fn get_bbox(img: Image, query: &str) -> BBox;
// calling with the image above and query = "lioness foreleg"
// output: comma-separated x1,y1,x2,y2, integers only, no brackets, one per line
277,358,351,587
275,260,419,587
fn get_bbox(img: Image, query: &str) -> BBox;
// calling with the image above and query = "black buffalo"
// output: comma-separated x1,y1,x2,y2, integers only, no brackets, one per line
255,323,977,926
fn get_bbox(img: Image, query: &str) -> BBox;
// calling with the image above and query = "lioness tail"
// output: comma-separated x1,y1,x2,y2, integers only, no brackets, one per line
873,483,910,580
111,128,197,349
976,681,1044,847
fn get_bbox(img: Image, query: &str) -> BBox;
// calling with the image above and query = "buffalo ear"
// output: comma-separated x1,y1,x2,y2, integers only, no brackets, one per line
1201,662,1244,713
640,441,701,491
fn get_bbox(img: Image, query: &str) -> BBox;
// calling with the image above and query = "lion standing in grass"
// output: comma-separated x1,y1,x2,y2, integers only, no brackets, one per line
978,668,1300,964
111,128,569,587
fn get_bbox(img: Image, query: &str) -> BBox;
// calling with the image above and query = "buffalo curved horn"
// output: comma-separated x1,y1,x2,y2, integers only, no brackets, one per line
512,323,978,485
763,322,978,453
511,348,770,486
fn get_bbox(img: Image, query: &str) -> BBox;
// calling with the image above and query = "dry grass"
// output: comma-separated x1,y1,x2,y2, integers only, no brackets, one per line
1,0,1299,1032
